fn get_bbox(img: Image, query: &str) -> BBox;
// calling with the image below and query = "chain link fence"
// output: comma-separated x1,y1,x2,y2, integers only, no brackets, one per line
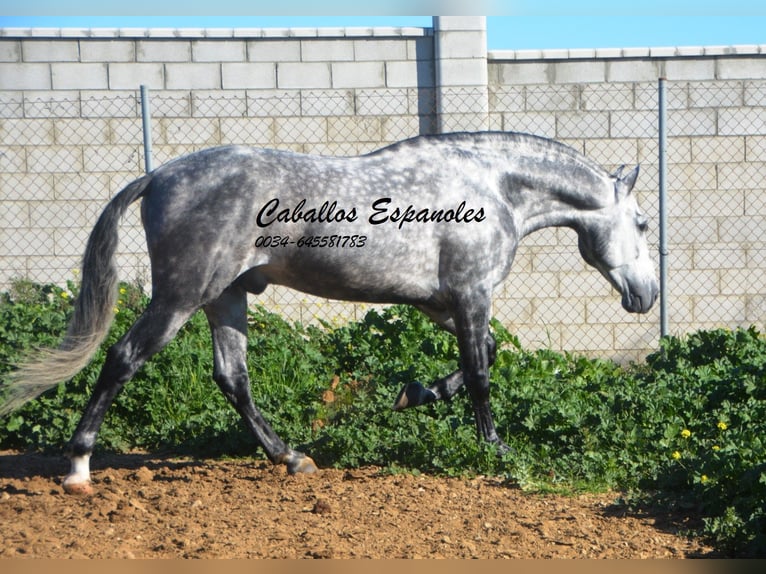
1,81,765,360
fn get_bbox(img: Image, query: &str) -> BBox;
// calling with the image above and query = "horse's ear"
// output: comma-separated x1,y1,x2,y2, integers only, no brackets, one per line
611,165,626,179
616,164,639,199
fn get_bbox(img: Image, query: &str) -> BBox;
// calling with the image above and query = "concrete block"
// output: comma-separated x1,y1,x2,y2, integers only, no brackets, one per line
81,90,139,118
53,227,92,256
500,271,559,299
0,118,54,146
386,60,434,88
582,83,634,111
719,162,766,190
354,39,407,61
275,116,327,143
746,135,766,159
525,84,578,111
586,297,632,324
108,62,163,90
51,63,108,90
689,81,743,108
718,57,766,80
328,116,382,143
694,296,747,324
408,37,434,61
668,268,719,296
222,63,276,89
54,118,109,146
493,62,550,85
583,138,639,167
301,39,354,62
513,324,562,351
246,90,301,117
192,40,246,62
719,215,766,243
0,145,25,172
489,85,524,113
0,63,51,90
607,60,661,83
692,189,745,218
690,136,745,163
81,40,135,62
83,145,141,172
165,63,221,90
694,244,747,270
0,40,20,62
382,114,423,141
28,199,100,228
247,40,301,63
0,201,29,227
554,61,605,84
301,90,354,116
668,215,718,244
332,62,385,89
556,111,610,139
137,40,191,62
27,146,83,174
668,163,717,193
22,40,79,62
665,59,716,81
0,91,23,118
745,81,766,106
277,62,331,89
193,90,247,118
53,173,112,200
220,117,273,145
436,58,487,87
436,30,486,60
2,228,54,257
533,297,586,324
560,271,614,298
0,173,53,201
434,16,486,32
356,88,408,116
719,108,766,136
722,268,766,295
610,110,657,138
160,118,219,145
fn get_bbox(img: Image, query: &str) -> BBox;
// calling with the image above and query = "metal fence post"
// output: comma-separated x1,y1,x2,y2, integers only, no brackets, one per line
140,85,153,173
658,78,669,338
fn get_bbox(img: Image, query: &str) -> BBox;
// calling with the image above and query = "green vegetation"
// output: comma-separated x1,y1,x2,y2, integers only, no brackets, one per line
1,279,764,556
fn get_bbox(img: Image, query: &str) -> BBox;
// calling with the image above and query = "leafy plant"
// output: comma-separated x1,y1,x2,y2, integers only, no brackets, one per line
0,280,764,555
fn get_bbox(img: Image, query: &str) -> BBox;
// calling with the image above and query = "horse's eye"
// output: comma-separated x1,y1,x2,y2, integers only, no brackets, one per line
636,216,649,232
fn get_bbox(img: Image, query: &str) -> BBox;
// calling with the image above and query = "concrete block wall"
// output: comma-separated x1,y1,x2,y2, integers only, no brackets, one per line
1,18,765,361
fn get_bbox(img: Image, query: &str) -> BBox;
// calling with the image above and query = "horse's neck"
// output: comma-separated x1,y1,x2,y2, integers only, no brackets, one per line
503,161,611,239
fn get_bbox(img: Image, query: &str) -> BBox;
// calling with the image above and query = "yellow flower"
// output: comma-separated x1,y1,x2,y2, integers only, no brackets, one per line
672,451,681,460
712,445,720,451
119,287,127,295
681,429,691,439
701,475,709,483
113,307,120,314
717,421,728,431
60,292,70,299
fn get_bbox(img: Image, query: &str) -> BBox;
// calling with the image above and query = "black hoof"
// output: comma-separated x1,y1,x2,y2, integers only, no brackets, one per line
392,382,436,411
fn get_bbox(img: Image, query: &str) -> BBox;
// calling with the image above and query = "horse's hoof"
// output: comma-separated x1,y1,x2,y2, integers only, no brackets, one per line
62,477,93,496
392,382,436,411
283,452,318,475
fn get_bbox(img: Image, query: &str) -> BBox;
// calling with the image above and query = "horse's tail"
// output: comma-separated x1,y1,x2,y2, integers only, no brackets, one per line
0,175,152,417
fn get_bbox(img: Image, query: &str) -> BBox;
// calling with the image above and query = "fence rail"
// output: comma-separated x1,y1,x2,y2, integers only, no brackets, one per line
1,80,764,361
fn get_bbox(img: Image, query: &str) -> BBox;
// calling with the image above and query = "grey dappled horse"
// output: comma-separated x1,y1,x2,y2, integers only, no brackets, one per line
0,132,658,494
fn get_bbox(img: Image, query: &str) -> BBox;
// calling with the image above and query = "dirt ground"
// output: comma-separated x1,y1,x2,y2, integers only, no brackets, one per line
0,450,715,559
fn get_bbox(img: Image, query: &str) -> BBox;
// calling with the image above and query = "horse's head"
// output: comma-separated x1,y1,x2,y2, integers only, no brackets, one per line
577,165,659,314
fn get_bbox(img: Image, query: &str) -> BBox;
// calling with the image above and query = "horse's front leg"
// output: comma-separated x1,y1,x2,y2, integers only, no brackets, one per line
392,333,496,410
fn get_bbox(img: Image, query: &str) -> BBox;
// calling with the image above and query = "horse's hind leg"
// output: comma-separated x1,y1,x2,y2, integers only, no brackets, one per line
203,286,316,474
63,301,195,494
393,306,496,410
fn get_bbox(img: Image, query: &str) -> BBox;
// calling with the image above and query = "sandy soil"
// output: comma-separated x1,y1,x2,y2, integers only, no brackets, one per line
0,450,715,559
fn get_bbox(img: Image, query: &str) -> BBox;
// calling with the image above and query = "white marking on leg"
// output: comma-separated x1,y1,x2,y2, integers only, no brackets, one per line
62,454,92,494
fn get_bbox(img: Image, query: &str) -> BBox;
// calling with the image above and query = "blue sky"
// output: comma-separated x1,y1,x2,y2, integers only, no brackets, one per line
1,1,764,51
